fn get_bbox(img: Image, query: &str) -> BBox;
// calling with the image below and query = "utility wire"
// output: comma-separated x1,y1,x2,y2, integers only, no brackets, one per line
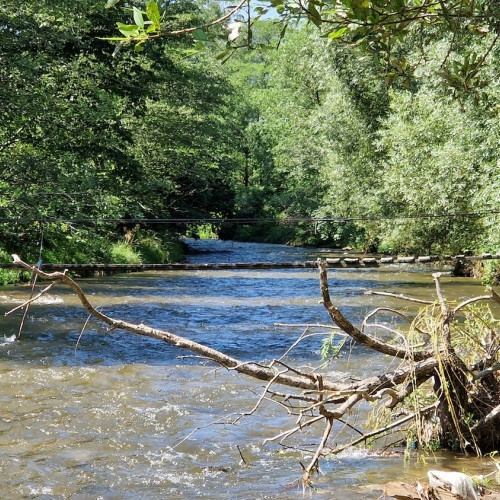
0,209,499,225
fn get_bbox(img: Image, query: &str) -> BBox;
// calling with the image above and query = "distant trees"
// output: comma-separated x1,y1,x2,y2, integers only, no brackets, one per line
0,0,245,264
1,1,499,272
225,23,500,259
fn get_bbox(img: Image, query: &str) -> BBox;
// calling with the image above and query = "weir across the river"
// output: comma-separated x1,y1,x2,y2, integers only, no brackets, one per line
1,252,499,273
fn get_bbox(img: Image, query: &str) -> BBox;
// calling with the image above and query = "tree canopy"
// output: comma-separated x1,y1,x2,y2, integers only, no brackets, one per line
0,0,499,282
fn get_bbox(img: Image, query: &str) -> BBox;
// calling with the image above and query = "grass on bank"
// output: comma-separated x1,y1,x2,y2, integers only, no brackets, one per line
0,228,186,285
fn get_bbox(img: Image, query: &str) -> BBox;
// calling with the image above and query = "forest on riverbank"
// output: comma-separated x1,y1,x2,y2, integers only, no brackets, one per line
1,0,499,283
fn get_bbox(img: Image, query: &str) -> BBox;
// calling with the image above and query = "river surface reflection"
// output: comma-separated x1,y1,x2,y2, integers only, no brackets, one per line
0,240,497,498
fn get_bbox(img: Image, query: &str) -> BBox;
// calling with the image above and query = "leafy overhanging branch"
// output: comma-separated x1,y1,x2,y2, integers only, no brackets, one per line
104,0,500,98
101,0,249,52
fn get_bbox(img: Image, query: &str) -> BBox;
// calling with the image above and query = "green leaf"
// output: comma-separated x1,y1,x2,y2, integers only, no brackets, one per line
135,40,146,52
133,7,145,29
105,0,121,8
329,27,348,39
192,29,209,41
307,3,322,27
146,1,161,30
215,50,231,60
116,23,141,38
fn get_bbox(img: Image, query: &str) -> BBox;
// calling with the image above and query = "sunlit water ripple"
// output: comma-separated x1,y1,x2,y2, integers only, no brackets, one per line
0,240,495,498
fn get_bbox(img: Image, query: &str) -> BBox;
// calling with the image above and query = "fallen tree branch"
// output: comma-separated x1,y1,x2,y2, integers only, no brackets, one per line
364,290,434,305
4,280,58,317
331,403,439,455
318,259,434,361
472,362,500,381
11,254,348,393
10,253,498,464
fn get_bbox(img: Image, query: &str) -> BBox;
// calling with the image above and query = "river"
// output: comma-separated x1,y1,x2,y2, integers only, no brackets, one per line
0,240,497,499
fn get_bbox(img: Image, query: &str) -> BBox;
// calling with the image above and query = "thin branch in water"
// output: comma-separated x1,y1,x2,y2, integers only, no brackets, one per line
232,369,289,424
274,322,340,330
4,280,58,317
303,416,334,480
276,330,335,362
75,313,93,362
364,290,433,305
173,413,238,450
362,306,430,339
237,445,248,466
263,416,324,445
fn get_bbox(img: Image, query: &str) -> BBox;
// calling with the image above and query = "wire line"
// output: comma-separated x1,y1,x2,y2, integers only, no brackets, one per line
0,209,499,225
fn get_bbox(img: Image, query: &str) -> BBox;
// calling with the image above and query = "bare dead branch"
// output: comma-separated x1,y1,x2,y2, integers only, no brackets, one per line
318,259,433,361
331,403,438,455
453,295,493,315
362,307,414,330
10,255,351,393
4,280,58,317
432,273,447,314
274,322,340,330
75,313,93,361
362,306,430,339
364,290,433,305
232,369,289,424
472,362,500,381
263,415,324,444
472,403,500,433
276,330,336,362
303,416,334,480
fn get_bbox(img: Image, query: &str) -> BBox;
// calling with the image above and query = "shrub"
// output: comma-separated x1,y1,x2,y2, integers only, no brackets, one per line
109,242,142,264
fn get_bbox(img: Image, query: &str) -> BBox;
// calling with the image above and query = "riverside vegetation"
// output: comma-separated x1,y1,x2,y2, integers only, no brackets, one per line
1,0,499,285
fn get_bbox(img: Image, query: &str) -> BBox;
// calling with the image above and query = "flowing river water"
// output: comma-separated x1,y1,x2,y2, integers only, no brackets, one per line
0,240,498,499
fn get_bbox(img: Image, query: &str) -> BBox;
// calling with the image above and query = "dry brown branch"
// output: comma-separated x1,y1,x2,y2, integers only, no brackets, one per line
4,280,58,317
10,253,500,471
472,362,500,381
364,290,433,305
303,416,333,483
362,306,431,340
276,330,335,361
331,403,439,455
10,255,349,393
472,403,500,434
263,416,324,444
318,259,433,361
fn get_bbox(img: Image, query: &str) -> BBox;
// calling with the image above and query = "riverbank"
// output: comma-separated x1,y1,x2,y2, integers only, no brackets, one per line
0,229,187,285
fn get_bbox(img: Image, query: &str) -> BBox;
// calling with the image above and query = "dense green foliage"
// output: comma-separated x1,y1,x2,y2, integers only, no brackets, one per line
226,24,499,260
1,1,499,283
0,0,245,279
